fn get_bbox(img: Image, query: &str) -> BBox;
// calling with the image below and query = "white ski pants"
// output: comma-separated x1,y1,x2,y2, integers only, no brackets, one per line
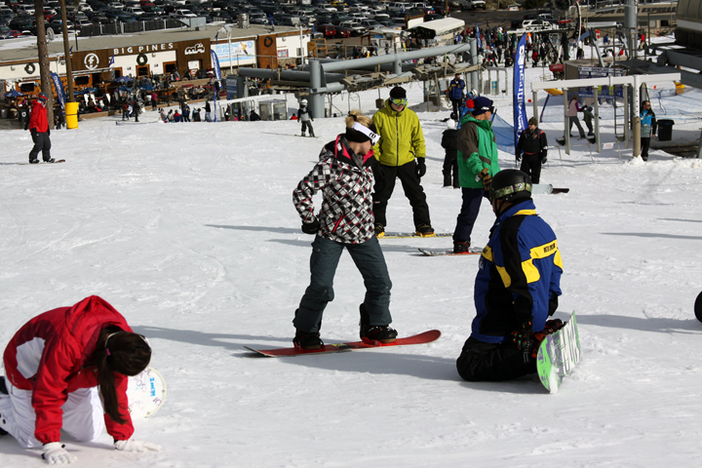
0,377,105,448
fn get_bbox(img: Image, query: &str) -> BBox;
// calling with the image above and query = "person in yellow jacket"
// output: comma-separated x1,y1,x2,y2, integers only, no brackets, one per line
371,86,434,237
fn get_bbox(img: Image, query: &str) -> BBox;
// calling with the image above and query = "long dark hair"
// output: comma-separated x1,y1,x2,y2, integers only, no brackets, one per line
95,327,152,424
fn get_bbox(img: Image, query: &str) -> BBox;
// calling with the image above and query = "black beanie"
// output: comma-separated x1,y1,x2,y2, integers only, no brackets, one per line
389,86,406,99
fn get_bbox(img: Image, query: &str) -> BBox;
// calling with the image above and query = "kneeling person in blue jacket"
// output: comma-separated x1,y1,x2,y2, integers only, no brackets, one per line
456,170,564,382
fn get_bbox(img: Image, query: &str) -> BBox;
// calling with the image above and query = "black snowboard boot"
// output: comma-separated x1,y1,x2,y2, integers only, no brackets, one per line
359,304,397,344
293,331,323,350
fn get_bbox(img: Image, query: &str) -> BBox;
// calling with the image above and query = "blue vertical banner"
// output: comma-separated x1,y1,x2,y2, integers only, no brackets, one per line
211,50,221,122
513,33,528,156
475,23,481,49
211,49,222,80
50,72,66,109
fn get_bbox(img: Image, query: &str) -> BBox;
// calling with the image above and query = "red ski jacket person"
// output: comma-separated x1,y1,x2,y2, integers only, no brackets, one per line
1,296,160,464
26,92,53,163
28,98,49,133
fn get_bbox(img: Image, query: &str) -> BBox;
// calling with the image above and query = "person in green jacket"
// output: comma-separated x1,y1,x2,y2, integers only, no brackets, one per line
453,96,500,254
371,86,434,237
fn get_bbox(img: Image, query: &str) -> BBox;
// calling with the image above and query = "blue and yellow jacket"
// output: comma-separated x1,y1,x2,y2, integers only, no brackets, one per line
471,199,563,344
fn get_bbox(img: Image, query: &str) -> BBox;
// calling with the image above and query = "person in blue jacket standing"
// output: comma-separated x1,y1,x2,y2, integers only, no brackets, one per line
639,100,657,162
456,169,564,382
448,73,466,118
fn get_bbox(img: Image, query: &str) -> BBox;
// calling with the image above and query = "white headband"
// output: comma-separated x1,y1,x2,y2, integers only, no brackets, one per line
351,121,380,145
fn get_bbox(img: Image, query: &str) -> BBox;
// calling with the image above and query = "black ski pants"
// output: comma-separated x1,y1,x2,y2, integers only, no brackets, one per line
29,131,52,162
519,152,543,184
373,161,431,229
456,337,536,382
451,98,462,118
640,137,651,161
300,120,314,136
443,151,459,188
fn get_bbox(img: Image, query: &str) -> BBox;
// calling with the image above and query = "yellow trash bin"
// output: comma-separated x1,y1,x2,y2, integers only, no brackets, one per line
66,102,79,129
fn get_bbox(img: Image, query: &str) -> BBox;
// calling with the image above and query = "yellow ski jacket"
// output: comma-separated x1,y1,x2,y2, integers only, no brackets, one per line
372,100,426,167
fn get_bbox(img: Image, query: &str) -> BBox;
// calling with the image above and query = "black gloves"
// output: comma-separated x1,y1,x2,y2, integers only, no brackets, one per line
516,152,522,162
511,320,533,352
301,219,320,235
416,158,426,178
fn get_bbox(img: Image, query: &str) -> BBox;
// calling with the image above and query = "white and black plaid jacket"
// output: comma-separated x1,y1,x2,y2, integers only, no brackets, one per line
293,135,376,244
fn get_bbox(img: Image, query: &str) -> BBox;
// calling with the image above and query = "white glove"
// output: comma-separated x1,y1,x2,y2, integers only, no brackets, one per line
114,438,162,452
42,443,77,465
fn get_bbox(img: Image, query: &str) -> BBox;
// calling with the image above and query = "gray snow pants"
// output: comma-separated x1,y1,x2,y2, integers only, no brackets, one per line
293,235,392,334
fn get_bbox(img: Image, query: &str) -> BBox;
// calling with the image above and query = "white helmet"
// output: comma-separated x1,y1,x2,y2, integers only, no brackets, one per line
446,119,456,130
301,99,308,105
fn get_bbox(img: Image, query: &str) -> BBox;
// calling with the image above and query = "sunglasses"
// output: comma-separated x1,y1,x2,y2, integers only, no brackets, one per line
391,98,408,106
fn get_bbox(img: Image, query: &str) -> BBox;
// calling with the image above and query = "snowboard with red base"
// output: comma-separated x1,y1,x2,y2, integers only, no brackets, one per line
245,329,440,357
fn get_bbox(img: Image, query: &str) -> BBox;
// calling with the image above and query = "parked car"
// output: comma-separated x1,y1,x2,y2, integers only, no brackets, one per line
507,4,520,11
464,0,486,10
171,8,197,18
319,24,336,38
50,18,75,30
124,6,145,16
9,15,34,31
335,25,350,38
75,17,92,27
522,19,552,31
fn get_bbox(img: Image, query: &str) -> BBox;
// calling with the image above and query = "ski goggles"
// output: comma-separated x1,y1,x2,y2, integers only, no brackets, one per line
351,121,381,145
391,98,408,106
489,182,532,203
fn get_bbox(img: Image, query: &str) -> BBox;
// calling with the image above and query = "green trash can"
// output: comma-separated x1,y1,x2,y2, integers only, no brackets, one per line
657,119,674,141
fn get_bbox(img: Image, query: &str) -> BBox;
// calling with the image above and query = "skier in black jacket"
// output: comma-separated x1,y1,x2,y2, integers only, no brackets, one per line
441,119,460,188
516,117,548,184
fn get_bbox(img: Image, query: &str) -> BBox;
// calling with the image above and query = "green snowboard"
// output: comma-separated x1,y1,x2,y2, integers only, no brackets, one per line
536,313,581,393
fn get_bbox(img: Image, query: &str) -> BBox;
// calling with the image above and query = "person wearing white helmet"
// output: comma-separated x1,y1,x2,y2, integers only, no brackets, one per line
440,119,460,188
297,99,315,137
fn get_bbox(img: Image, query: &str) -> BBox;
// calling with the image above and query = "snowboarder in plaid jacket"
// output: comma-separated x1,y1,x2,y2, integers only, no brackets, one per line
291,111,397,350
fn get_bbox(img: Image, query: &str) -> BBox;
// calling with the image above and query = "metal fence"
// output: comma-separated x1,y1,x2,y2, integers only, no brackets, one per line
78,18,186,37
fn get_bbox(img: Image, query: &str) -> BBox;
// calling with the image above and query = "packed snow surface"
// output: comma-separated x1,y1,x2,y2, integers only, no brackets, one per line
2,59,702,467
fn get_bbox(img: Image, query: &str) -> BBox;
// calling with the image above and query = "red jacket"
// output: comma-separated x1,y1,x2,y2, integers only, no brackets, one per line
28,100,48,133
3,296,135,444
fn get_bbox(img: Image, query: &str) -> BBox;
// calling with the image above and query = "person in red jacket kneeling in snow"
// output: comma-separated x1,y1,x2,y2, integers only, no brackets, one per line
0,296,161,464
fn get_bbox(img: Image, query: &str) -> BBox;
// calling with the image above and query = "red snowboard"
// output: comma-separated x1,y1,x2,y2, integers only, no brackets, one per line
245,330,441,357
